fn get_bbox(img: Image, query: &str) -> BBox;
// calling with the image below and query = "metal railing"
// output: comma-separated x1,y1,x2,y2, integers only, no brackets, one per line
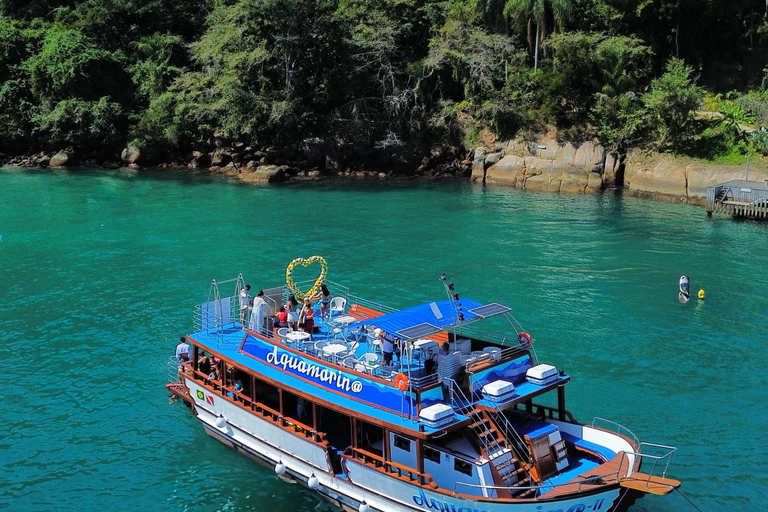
626,442,677,480
591,417,640,447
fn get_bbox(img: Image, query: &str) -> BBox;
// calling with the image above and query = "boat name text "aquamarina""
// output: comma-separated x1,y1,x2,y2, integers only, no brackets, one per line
412,489,608,512
266,346,364,393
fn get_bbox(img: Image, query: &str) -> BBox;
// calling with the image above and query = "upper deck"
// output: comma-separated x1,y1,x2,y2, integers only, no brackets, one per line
187,279,569,437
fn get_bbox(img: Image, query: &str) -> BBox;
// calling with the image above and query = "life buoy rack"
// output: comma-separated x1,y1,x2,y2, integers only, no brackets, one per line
518,332,532,348
394,373,409,391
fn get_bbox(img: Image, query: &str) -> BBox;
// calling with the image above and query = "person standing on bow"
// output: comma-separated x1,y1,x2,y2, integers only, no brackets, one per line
239,284,252,326
249,289,267,333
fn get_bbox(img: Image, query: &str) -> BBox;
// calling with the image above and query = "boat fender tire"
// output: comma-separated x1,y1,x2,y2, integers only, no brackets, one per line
518,332,532,348
394,373,409,391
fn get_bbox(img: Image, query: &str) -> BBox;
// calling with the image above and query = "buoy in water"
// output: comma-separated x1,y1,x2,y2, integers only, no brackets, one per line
275,461,286,476
678,275,690,303
308,474,319,490
698,289,705,300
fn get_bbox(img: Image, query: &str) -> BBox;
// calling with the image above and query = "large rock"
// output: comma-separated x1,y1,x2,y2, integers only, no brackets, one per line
483,137,608,193
49,151,71,167
121,146,140,164
471,147,486,182
625,151,768,204
241,165,288,183
210,149,232,167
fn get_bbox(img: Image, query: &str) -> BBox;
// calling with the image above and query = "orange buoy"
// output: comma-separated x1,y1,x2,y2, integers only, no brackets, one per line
518,332,532,348
394,373,409,391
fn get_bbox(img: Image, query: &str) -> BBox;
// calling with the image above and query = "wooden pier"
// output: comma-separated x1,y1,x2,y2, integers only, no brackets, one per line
707,180,768,220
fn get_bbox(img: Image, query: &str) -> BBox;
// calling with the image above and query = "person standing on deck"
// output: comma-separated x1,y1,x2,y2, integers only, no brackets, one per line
381,330,395,366
285,294,299,330
239,284,252,325
313,283,331,319
175,336,191,362
249,290,267,333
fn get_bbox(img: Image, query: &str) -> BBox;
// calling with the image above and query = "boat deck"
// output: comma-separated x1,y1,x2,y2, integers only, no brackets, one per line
190,324,472,435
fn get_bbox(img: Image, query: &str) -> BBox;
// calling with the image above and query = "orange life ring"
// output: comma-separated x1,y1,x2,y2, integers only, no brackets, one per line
518,332,532,348
394,373,409,391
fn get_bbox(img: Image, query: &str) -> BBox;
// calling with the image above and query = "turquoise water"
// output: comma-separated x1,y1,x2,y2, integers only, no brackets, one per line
1,168,766,512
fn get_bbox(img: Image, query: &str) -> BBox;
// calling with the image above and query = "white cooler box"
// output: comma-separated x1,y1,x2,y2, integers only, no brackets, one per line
526,364,559,386
482,379,516,403
419,403,455,429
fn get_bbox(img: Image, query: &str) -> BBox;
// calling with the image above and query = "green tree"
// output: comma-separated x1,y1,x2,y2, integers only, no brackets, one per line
642,57,703,150
503,0,572,69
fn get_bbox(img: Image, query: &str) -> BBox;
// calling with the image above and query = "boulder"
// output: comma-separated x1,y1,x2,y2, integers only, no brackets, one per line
210,149,232,167
241,164,288,183
121,146,141,164
484,151,503,168
49,151,71,167
471,147,487,182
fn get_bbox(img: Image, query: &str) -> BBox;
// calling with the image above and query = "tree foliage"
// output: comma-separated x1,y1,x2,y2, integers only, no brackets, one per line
0,0,766,157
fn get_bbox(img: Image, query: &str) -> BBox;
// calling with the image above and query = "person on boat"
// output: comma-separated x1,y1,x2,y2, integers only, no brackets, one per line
239,284,252,325
249,290,267,333
272,306,288,329
299,298,315,333
381,331,395,366
175,336,190,363
198,353,211,376
312,283,331,319
285,295,299,330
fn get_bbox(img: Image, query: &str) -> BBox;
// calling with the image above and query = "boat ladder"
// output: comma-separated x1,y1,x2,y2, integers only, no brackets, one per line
448,380,534,498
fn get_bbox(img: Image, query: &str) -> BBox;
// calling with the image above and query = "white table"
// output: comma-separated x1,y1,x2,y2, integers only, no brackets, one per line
334,315,356,326
322,343,348,363
285,331,311,345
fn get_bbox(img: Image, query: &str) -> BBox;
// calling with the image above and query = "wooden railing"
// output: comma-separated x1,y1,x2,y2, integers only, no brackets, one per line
185,365,328,446
343,447,438,489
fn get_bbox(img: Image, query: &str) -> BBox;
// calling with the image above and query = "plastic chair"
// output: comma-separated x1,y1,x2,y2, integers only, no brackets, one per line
313,340,329,358
329,297,347,317
343,341,360,358
358,352,380,375
277,327,289,342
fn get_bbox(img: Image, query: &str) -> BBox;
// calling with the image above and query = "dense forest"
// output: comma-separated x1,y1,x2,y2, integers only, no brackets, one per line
0,0,767,168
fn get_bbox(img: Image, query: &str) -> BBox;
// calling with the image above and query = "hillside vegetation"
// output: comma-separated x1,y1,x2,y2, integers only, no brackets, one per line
1,0,767,166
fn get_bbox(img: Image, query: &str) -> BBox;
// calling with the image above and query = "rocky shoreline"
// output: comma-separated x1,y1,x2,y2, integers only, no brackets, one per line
4,138,767,205
0,141,473,183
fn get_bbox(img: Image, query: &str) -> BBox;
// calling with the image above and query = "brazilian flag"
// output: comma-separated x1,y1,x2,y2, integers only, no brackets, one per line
197,390,204,400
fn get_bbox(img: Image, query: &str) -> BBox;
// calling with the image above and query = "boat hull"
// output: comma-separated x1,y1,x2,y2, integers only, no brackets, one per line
189,378,641,512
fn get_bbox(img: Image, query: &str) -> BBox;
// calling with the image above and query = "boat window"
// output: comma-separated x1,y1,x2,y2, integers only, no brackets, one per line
424,447,441,463
282,390,312,427
454,459,473,476
317,404,352,450
393,435,411,452
357,421,384,457
253,377,280,412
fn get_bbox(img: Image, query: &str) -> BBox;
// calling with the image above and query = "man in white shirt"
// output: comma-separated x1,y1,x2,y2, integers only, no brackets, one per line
239,284,251,325
175,336,191,362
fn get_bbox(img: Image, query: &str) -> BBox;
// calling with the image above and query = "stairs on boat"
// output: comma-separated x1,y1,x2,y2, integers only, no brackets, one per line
468,410,535,498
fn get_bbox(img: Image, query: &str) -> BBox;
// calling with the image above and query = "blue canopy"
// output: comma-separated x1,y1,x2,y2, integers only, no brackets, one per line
350,298,509,339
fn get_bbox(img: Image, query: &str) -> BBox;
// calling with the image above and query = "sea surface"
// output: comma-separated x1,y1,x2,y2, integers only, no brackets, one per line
1,168,766,512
